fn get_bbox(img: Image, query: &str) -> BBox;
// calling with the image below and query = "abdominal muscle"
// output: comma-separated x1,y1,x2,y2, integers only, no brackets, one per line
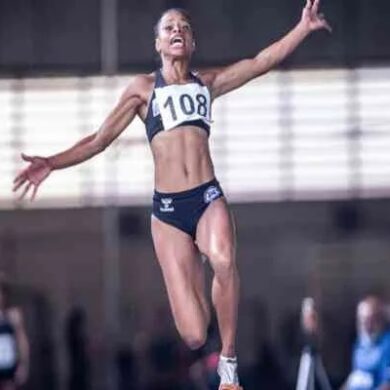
150,125,215,192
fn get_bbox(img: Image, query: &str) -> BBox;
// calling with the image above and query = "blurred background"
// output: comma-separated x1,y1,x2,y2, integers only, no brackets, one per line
1,0,390,389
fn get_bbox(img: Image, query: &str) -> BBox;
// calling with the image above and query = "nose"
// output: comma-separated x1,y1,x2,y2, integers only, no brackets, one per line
172,24,182,33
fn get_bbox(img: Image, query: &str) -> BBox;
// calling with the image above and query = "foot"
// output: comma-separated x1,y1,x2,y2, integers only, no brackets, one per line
218,355,239,385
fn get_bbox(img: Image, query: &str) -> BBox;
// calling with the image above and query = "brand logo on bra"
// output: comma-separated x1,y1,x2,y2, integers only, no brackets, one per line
160,197,174,212
204,186,221,203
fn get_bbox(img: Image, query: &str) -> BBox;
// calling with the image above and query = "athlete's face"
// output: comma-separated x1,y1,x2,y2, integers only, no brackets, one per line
155,11,195,59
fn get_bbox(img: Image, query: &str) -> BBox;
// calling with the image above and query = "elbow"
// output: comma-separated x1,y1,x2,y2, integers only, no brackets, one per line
96,140,106,153
92,136,108,154
253,53,274,77
263,52,276,68
93,126,116,154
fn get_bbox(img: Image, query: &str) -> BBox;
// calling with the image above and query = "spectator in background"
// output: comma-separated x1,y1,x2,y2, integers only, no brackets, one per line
65,306,90,390
0,276,30,390
301,297,320,352
144,305,190,390
296,297,333,390
342,296,390,390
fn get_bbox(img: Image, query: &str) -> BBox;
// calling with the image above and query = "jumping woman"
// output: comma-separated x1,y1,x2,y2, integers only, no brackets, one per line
13,2,331,388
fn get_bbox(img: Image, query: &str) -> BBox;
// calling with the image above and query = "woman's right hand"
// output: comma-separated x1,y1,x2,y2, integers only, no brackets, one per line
13,153,52,201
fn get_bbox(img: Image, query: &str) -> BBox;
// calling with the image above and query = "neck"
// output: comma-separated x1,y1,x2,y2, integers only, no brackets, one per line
160,58,191,83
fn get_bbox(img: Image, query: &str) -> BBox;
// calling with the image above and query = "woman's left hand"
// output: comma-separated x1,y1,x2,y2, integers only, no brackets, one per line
301,0,332,33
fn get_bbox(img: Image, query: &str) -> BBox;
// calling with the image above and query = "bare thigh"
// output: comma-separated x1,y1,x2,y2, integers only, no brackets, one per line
151,215,210,348
196,197,236,267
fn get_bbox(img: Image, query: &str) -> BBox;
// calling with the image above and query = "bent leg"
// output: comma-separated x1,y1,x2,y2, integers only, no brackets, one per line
151,215,210,350
196,198,240,358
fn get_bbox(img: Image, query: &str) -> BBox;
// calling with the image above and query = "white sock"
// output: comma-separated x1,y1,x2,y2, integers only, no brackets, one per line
217,355,239,385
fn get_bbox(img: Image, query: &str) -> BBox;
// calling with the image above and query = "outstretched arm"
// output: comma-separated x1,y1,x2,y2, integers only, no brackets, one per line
204,0,331,99
13,76,145,200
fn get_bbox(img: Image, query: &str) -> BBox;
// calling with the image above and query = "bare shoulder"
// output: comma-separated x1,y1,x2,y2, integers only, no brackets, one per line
196,68,219,89
131,73,155,90
196,67,227,99
7,307,25,327
123,73,155,102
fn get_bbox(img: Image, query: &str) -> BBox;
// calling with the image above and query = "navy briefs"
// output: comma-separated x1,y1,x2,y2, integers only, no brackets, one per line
152,178,224,239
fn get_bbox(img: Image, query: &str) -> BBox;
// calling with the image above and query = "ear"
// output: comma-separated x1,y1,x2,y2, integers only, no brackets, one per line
155,37,161,54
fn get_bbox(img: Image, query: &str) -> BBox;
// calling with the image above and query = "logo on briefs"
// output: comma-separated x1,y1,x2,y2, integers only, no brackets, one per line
160,197,174,212
204,186,221,203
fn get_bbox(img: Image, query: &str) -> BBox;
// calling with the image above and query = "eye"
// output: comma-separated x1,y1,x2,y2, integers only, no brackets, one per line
163,25,173,32
182,24,191,31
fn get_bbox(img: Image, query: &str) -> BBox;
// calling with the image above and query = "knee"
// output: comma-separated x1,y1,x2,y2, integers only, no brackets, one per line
210,245,236,279
181,329,207,350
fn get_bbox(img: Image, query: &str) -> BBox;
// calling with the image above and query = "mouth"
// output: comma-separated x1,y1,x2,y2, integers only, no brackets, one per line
170,36,184,47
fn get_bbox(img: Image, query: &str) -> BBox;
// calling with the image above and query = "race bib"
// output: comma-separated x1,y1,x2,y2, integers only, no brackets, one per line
154,83,211,131
0,334,17,368
348,370,374,389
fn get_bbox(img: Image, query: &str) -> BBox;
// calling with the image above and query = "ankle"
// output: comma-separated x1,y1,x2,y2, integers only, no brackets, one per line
220,354,237,362
221,345,236,358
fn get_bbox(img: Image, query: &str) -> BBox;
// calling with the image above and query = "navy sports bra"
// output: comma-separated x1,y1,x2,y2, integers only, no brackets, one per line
144,69,211,143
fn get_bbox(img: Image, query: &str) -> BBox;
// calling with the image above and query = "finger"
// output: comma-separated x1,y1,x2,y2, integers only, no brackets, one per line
13,177,27,192
30,184,39,202
13,168,28,184
13,173,25,187
305,0,312,9
18,182,32,201
21,153,35,162
323,20,332,33
312,0,320,14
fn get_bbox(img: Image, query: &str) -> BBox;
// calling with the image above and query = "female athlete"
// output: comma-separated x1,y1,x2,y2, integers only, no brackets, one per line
13,2,330,388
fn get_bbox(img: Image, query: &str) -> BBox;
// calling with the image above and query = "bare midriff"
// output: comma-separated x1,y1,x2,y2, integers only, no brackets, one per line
150,125,215,192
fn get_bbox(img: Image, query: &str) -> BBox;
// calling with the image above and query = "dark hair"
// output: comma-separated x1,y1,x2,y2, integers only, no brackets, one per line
154,8,193,38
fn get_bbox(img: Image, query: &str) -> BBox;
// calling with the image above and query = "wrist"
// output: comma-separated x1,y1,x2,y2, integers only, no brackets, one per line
296,19,312,36
46,156,56,170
